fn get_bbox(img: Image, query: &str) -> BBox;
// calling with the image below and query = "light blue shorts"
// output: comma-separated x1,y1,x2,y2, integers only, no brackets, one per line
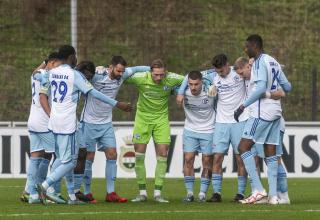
251,131,284,158
242,117,280,145
76,122,86,149
54,133,77,163
29,131,55,153
212,121,246,155
84,122,116,152
183,129,213,155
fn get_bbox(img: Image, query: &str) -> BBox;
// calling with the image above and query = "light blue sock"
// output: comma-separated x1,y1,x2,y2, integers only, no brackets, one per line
238,176,247,195
277,163,288,193
38,158,50,183
45,160,75,189
83,160,93,195
51,158,62,194
212,173,222,194
184,176,195,194
64,169,75,195
241,151,264,192
106,160,117,193
200,177,210,194
265,155,278,197
74,174,84,192
27,157,42,196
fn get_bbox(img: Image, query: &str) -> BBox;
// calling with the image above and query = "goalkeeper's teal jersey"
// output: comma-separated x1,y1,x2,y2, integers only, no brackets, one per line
125,71,184,123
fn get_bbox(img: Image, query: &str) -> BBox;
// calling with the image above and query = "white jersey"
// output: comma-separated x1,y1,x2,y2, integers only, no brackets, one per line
47,64,93,134
214,67,248,123
27,69,50,132
249,54,282,121
183,86,215,133
81,66,150,124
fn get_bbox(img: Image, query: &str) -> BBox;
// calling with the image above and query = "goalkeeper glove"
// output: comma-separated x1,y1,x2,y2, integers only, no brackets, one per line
234,105,244,122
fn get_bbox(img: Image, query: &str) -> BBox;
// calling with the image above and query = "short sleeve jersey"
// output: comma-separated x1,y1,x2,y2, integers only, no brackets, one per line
47,64,93,134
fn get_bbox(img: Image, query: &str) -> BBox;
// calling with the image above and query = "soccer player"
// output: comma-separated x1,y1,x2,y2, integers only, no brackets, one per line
178,70,216,202
78,56,150,203
234,57,290,204
36,45,132,205
233,34,292,204
126,59,184,203
24,52,61,204
208,54,249,203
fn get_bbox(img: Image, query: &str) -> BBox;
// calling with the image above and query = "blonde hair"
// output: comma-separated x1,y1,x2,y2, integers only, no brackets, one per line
234,57,249,70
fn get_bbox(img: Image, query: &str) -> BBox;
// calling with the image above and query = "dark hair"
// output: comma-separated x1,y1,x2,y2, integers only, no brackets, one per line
188,70,202,80
110,55,127,66
45,52,60,65
246,34,263,50
76,61,95,81
58,45,76,60
151,59,166,70
212,53,228,68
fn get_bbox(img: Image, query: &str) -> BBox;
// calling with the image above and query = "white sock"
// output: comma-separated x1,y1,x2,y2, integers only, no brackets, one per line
42,181,49,190
154,189,161,197
47,186,55,194
139,190,147,196
69,193,76,201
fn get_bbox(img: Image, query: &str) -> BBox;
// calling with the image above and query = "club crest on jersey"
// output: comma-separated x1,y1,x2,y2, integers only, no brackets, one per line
119,136,136,172
163,85,170,91
233,75,240,83
134,133,141,139
202,98,209,104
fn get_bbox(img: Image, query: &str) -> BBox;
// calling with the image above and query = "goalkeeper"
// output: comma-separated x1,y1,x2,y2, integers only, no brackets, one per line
125,59,184,203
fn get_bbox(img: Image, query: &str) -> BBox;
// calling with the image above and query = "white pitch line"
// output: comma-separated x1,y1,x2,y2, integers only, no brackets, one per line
1,209,320,217
0,186,23,188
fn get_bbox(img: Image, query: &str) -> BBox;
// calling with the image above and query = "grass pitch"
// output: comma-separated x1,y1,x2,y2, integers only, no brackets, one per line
0,178,319,220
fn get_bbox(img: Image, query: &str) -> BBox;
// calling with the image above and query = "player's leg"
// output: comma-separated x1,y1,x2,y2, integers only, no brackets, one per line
209,123,229,203
238,118,266,204
37,132,55,184
198,131,213,202
99,122,127,203
81,122,98,203
154,143,169,202
264,118,281,205
199,154,213,202
27,132,45,204
183,152,196,202
276,131,290,204
38,134,79,205
231,121,247,202
73,122,88,200
153,120,171,203
131,120,151,202
182,129,198,202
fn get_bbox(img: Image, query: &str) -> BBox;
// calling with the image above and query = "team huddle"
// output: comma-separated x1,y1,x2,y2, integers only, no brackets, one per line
21,34,291,205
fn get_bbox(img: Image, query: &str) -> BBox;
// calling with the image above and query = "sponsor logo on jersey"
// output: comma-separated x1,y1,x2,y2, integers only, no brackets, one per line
163,85,170,91
202,98,209,104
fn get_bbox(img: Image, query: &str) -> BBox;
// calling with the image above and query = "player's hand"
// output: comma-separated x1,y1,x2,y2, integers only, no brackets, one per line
176,94,184,107
116,102,133,112
234,105,244,122
270,89,285,100
96,66,106,74
208,85,217,97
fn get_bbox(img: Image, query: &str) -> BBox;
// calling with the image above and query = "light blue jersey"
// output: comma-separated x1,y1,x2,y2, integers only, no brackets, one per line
81,66,150,124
